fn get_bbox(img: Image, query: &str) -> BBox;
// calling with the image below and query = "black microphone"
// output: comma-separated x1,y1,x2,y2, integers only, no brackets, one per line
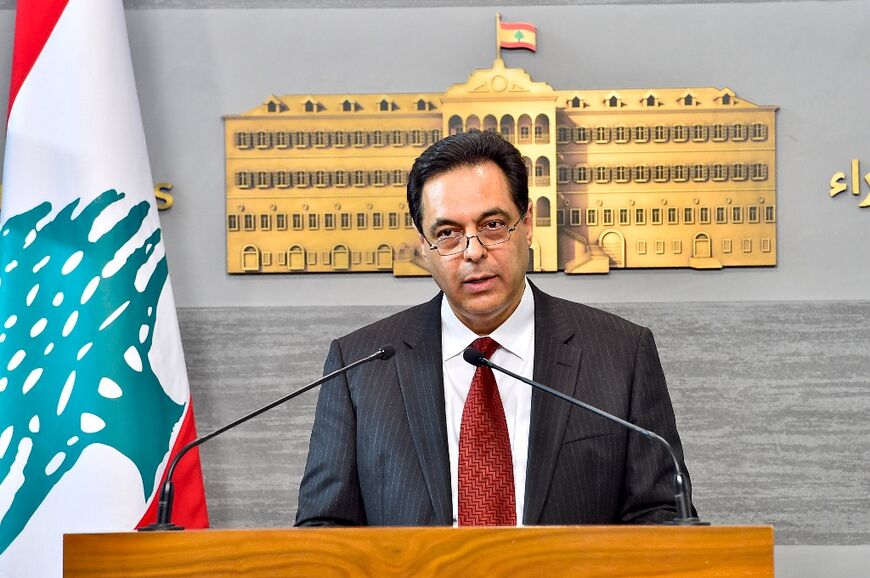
463,347,705,526
140,344,397,532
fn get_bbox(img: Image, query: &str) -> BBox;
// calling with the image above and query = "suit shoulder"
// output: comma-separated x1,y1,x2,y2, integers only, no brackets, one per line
538,291,649,340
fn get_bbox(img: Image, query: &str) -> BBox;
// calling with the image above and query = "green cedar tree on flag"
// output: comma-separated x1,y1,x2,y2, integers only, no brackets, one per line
0,1,208,575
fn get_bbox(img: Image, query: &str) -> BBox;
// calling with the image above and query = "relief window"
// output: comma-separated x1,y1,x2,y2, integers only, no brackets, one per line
750,123,768,141
586,209,598,226
570,208,582,226
634,126,649,143
683,208,695,224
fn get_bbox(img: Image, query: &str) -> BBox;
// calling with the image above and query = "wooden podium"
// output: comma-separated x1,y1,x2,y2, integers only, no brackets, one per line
64,525,773,577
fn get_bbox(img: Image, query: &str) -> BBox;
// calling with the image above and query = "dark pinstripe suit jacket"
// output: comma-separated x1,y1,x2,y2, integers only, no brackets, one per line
295,283,694,526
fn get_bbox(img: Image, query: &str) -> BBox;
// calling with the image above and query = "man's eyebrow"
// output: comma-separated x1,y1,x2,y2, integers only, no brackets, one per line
479,208,512,220
428,208,512,235
429,217,462,235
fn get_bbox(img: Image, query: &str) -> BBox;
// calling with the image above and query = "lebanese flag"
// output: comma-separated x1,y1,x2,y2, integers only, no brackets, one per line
498,20,537,52
0,1,208,575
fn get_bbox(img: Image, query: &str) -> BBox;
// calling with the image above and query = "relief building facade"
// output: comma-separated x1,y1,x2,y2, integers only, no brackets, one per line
224,59,776,275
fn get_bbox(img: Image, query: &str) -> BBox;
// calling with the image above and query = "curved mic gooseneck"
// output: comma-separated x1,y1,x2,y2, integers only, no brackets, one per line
140,344,396,532
462,347,705,526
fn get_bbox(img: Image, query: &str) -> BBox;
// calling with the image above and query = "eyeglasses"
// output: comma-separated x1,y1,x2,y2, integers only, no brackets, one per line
425,213,525,257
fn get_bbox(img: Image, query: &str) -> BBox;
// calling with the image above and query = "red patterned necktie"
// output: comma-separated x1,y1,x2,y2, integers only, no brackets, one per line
458,337,517,526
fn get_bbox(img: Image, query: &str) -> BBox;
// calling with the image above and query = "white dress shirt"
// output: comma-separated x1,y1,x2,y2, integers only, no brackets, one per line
441,278,534,525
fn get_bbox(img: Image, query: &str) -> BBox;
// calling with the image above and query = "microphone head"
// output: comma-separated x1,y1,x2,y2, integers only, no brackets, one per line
463,347,486,367
379,344,396,360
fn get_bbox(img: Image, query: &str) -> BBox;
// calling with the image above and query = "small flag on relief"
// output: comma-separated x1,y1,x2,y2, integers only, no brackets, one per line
498,20,537,52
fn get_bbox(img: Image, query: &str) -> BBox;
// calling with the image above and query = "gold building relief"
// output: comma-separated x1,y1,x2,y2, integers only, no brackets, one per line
224,58,777,275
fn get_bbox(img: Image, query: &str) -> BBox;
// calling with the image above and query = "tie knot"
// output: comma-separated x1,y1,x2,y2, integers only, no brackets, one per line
471,336,500,359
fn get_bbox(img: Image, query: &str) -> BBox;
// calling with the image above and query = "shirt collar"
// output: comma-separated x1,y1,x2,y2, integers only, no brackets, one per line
441,278,534,362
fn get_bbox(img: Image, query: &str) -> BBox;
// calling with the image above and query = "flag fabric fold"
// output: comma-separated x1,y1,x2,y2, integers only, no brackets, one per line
0,1,208,575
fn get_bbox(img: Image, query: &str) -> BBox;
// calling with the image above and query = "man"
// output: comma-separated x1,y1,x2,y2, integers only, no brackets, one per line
296,130,694,526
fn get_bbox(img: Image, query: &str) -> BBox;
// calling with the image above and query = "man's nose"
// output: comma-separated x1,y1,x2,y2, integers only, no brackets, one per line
463,234,487,261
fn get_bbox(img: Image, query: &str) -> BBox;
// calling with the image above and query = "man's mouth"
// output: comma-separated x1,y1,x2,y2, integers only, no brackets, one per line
463,274,497,289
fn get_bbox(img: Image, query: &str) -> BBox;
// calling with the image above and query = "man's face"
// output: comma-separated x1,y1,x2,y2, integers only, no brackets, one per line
419,161,533,335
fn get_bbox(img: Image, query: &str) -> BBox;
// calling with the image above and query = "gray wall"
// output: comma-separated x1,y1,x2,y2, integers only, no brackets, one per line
1,1,868,575
182,302,870,546
2,1,869,307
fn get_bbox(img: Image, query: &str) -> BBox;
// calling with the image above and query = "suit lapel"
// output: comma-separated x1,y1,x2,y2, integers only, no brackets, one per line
523,285,583,525
395,294,453,525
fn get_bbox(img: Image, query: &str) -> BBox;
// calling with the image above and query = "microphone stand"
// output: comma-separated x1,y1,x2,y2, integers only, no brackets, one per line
464,348,706,526
140,345,396,531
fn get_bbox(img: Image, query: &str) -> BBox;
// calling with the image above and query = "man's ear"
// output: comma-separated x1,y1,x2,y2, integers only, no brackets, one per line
524,203,534,244
419,234,431,261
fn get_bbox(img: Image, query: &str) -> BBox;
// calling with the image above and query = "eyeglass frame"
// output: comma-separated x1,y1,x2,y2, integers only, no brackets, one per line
422,210,528,257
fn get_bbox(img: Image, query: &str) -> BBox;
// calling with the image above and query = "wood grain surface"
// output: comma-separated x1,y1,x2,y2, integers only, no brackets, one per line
64,525,773,577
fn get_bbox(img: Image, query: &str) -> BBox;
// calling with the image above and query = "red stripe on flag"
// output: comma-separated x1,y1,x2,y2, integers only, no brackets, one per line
137,399,210,529
500,42,537,52
499,22,536,33
7,0,69,119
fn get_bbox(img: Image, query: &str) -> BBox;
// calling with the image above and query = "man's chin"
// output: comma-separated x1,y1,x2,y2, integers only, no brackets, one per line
452,298,513,328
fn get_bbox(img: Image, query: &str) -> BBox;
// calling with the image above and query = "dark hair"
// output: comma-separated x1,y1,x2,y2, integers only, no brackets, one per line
406,129,529,233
